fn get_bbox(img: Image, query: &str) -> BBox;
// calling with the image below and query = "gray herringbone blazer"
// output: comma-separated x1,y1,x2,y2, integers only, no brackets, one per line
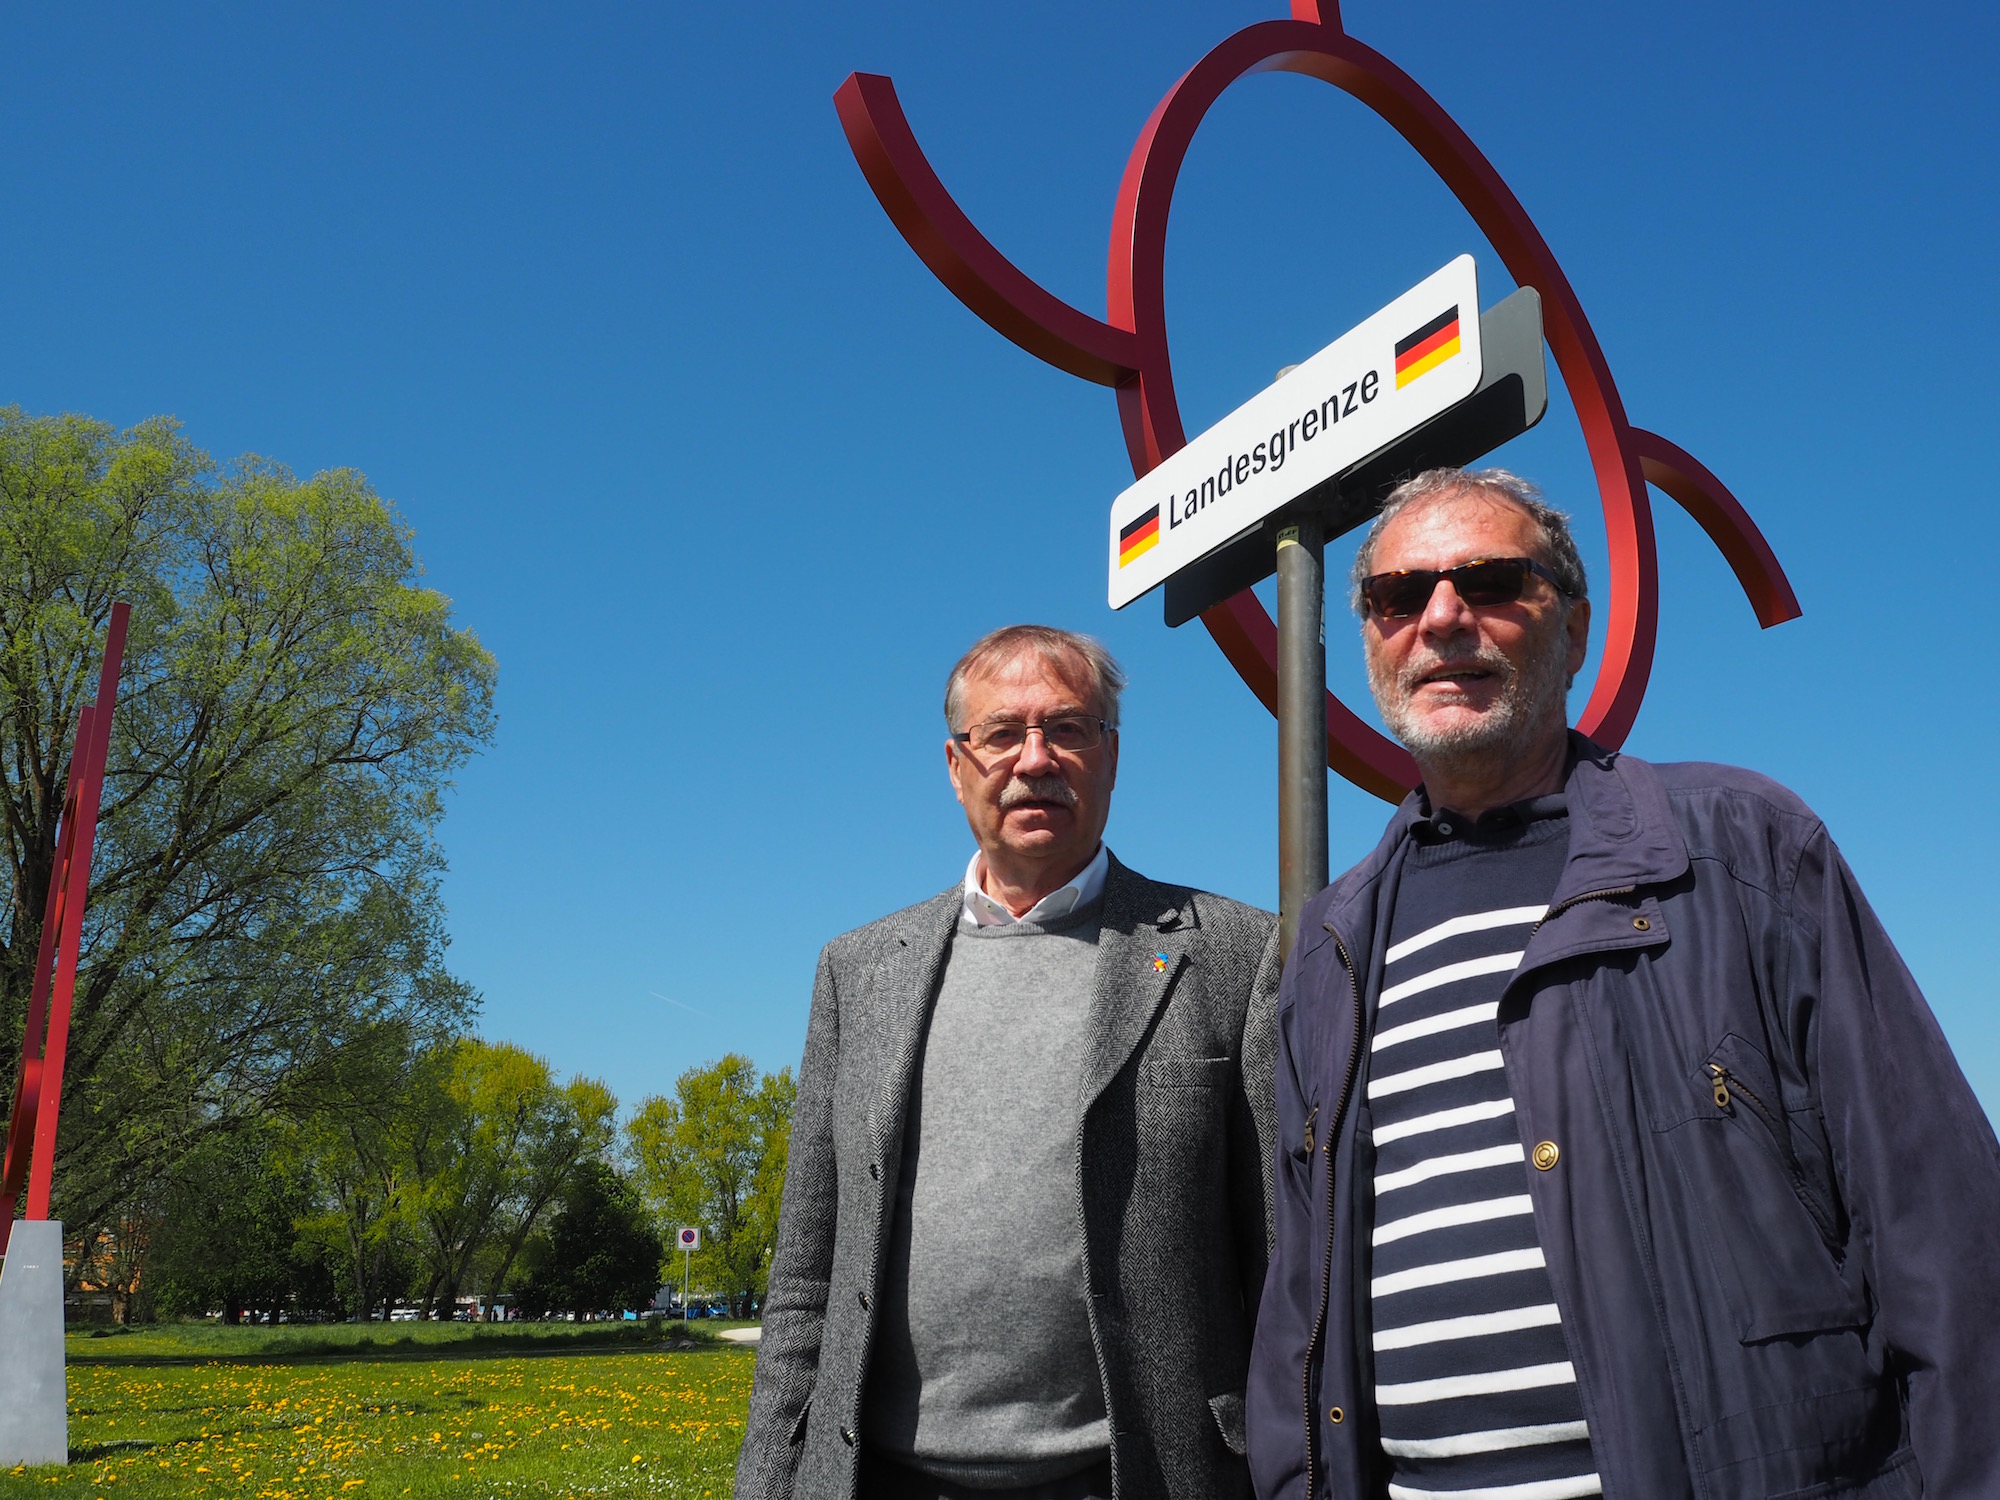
735,854,1281,1500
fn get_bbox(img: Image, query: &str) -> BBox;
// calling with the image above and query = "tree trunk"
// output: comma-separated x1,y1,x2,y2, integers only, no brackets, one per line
363,1239,390,1322
343,1195,374,1322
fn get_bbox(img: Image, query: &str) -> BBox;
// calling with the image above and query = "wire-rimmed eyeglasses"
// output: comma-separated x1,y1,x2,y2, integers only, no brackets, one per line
951,716,1112,755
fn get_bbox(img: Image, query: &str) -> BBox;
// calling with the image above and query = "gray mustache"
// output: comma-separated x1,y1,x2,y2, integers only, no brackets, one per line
1399,641,1513,692
1000,774,1079,809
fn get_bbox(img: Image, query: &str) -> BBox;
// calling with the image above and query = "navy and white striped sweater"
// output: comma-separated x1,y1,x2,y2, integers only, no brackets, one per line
1364,795,1601,1500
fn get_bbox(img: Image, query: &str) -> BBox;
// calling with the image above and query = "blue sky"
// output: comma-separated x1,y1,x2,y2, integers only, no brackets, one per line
6,2,1997,1118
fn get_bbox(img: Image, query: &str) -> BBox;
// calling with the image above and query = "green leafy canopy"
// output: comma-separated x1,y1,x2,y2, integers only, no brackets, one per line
627,1054,794,1314
0,407,495,1254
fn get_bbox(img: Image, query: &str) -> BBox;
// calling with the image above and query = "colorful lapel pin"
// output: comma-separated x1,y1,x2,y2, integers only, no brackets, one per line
1152,952,1170,972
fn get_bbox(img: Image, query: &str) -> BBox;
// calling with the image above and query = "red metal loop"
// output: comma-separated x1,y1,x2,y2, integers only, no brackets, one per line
834,7,1798,802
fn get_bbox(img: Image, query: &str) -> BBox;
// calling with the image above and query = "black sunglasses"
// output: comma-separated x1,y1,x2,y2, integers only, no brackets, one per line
1360,556,1568,619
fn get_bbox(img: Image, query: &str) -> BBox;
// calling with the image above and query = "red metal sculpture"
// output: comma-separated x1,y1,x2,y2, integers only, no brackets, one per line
1,603,130,1255
835,0,1800,801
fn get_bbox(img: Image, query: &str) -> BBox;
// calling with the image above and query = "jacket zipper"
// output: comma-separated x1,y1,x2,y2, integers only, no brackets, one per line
1709,1064,1783,1134
1302,927,1365,1493
1708,1064,1840,1247
1530,884,1638,933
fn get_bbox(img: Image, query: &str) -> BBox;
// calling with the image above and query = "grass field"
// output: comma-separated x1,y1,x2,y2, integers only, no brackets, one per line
61,1320,754,1365
0,1323,758,1499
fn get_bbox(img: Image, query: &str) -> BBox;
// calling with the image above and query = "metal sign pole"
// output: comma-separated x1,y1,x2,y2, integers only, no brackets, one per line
1275,514,1330,964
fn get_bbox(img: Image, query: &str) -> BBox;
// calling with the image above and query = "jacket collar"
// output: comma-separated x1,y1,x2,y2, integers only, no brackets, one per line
1547,734,1688,905
867,885,964,1158
1320,732,1689,943
1102,848,1195,932
1078,853,1197,1109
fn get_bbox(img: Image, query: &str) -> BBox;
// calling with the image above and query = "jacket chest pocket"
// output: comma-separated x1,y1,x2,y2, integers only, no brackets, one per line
1140,1055,1230,1088
1660,1032,1868,1343
1135,1056,1230,1144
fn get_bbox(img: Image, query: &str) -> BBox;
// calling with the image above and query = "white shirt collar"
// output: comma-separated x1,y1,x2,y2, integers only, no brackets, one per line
960,843,1110,929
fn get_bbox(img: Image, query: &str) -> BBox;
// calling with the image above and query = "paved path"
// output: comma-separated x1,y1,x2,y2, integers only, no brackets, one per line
719,1326,762,1345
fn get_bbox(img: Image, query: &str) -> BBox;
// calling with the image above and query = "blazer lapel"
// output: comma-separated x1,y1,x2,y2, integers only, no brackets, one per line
1079,856,1193,1111
867,887,960,1160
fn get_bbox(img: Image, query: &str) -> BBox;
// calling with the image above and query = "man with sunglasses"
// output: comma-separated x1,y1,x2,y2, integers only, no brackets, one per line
740,624,1283,1500
1246,466,2000,1499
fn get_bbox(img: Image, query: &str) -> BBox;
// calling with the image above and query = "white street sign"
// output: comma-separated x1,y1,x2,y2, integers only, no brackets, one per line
678,1226,701,1250
1108,255,1483,608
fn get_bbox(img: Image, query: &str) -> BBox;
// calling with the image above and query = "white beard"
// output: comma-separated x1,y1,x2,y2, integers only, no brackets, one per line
1370,618,1573,773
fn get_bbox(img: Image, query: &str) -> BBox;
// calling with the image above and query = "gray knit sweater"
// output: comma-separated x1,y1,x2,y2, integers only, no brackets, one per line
860,905,1111,1485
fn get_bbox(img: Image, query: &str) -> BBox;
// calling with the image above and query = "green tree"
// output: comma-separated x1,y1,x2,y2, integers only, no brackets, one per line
291,1021,436,1321
0,408,492,1258
146,1122,316,1324
513,1160,664,1318
627,1055,794,1317
401,1039,617,1317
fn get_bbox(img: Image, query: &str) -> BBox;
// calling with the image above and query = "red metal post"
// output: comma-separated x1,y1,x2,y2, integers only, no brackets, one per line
0,709,90,1236
0,603,129,1250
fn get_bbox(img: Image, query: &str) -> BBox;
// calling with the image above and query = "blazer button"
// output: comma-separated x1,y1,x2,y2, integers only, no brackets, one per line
869,1161,881,1180
1532,1140,1560,1171
841,1427,856,1446
858,1290,871,1310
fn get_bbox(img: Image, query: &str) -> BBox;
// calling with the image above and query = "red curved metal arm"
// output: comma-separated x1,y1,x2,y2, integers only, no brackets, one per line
1630,427,1802,627
834,73,1142,387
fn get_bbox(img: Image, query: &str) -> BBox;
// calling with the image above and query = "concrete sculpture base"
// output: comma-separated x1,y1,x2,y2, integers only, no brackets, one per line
0,1220,68,1466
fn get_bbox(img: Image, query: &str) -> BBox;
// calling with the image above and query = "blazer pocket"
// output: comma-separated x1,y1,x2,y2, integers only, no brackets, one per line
791,1395,812,1445
1208,1391,1247,1456
1141,1055,1230,1088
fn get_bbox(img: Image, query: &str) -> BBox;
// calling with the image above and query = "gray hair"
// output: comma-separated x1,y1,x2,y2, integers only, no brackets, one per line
944,625,1127,732
1349,467,1588,616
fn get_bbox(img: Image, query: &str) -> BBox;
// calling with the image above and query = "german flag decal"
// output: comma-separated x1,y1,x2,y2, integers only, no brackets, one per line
1118,505,1161,567
1394,307,1462,389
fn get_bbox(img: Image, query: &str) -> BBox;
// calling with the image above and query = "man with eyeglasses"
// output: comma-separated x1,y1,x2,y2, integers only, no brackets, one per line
739,625,1283,1500
1247,468,2000,1500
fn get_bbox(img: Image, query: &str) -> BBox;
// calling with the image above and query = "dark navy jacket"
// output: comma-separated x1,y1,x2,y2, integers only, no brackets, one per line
1247,738,2000,1499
